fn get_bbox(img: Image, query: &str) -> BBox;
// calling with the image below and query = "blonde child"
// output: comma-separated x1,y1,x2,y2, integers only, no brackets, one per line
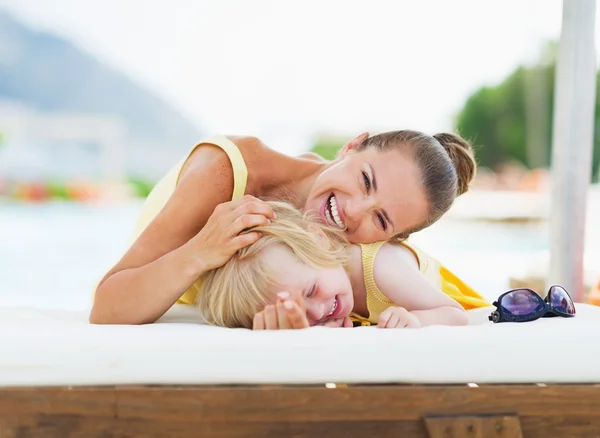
197,201,489,329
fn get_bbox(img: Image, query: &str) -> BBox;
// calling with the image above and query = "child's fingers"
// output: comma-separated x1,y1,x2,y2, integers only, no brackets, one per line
276,300,292,329
291,295,307,313
377,309,392,328
253,312,265,330
322,318,343,328
387,312,401,329
284,300,310,329
276,291,290,303
263,305,278,330
342,316,353,328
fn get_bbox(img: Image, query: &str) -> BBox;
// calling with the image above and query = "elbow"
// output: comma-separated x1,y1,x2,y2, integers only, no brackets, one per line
88,304,148,325
88,309,106,325
88,286,132,325
89,285,106,324
89,292,155,325
88,294,114,325
450,307,469,326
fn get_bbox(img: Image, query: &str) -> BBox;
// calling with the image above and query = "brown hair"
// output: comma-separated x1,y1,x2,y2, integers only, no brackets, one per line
358,130,476,237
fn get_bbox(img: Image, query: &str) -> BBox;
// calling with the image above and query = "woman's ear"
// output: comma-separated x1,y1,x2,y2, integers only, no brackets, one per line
339,132,369,157
307,224,332,251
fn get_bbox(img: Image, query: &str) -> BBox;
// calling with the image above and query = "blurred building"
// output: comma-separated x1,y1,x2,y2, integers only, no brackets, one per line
0,100,126,183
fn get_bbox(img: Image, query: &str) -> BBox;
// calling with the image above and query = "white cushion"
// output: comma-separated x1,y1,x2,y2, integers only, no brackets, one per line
1,304,598,386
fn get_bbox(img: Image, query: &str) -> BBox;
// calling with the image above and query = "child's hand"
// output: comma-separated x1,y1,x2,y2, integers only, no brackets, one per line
377,306,422,329
321,316,353,328
252,292,310,330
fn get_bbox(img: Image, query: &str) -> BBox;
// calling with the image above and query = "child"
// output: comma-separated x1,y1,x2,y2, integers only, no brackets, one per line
197,201,489,329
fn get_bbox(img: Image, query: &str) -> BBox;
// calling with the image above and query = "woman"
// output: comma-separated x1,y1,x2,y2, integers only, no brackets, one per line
90,130,477,325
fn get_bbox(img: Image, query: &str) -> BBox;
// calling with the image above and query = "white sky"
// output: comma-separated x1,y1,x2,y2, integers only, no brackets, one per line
1,0,599,154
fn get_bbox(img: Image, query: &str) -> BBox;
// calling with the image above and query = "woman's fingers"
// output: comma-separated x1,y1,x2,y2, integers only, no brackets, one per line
233,197,276,220
226,195,262,210
231,231,262,251
231,213,271,235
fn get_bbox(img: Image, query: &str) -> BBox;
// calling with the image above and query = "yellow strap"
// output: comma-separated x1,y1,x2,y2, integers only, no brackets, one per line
211,135,248,200
177,134,248,200
360,241,395,322
361,241,386,298
176,135,248,305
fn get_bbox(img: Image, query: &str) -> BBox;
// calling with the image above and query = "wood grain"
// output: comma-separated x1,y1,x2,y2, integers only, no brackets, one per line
1,384,599,438
424,415,523,438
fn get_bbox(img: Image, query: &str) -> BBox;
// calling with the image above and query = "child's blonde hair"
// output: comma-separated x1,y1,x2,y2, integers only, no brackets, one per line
196,201,349,328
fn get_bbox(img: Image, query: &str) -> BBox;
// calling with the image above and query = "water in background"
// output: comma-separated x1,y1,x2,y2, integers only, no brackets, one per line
0,195,597,310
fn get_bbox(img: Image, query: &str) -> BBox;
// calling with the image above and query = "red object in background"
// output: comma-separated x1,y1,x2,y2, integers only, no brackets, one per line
14,182,51,202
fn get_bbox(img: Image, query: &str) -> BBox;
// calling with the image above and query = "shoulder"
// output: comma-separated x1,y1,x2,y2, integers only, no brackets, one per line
177,135,270,193
371,242,420,300
375,242,419,272
298,151,327,163
182,135,268,170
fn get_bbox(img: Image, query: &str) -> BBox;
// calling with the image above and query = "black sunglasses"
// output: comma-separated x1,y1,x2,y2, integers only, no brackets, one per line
489,285,576,323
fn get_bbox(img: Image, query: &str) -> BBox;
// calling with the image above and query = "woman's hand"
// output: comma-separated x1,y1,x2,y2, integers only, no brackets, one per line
253,292,310,330
377,306,422,329
192,195,275,272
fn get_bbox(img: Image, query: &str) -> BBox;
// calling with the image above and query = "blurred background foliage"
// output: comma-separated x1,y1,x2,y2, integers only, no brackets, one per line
310,43,600,182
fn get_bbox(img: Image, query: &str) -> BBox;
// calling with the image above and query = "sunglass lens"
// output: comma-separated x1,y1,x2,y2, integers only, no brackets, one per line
500,289,544,316
549,286,576,315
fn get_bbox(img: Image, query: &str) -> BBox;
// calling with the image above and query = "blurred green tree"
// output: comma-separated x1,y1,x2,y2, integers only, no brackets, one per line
308,50,600,181
455,51,600,180
309,136,346,161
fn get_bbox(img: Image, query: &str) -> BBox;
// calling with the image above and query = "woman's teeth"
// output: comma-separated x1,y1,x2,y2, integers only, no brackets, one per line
327,195,344,229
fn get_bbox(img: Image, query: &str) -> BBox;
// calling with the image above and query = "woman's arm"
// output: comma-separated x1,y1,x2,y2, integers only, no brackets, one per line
372,243,468,327
90,143,275,325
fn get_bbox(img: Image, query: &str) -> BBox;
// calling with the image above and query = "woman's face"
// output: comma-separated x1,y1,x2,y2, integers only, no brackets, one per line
261,245,354,326
303,142,429,244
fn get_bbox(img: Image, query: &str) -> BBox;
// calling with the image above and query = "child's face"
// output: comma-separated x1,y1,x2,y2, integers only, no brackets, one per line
261,245,354,326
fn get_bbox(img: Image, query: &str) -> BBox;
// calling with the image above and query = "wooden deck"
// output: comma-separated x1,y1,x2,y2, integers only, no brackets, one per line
1,384,600,437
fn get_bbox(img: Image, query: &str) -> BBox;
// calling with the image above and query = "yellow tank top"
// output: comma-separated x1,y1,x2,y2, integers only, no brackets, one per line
93,135,248,305
350,240,490,325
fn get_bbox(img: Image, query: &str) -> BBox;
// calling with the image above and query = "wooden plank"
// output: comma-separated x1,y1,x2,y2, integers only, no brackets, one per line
3,415,600,438
424,415,523,438
0,387,115,417
117,419,424,438
0,414,117,438
0,416,423,438
114,384,600,422
1,385,600,437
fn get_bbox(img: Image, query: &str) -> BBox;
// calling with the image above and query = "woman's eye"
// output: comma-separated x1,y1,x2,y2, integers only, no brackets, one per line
377,214,387,231
362,171,371,191
307,284,317,297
